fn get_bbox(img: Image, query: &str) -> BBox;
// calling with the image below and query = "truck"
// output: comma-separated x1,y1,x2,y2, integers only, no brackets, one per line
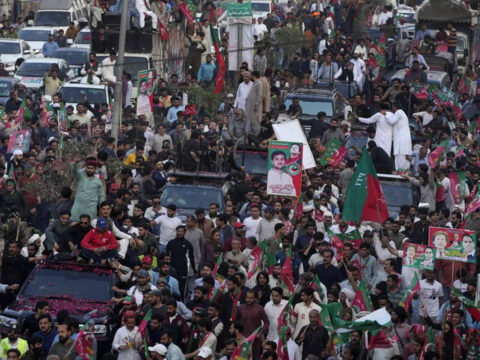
34,0,90,32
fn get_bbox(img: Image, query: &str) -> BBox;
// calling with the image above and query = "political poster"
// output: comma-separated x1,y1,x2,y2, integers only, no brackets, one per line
136,69,156,116
7,130,30,154
428,227,477,263
402,242,436,270
267,141,302,197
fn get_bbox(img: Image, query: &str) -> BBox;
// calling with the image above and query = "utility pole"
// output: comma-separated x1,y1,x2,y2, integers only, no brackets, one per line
111,0,129,150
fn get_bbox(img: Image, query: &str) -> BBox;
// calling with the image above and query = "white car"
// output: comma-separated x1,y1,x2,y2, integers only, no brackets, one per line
0,39,37,74
14,58,74,91
18,26,57,53
71,28,90,51
58,79,111,110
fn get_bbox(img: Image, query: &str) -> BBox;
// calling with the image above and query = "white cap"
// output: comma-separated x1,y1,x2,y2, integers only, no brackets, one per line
13,149,23,156
148,344,167,356
323,211,333,218
198,347,213,358
227,93,234,98
28,234,40,244
303,204,314,212
48,137,57,144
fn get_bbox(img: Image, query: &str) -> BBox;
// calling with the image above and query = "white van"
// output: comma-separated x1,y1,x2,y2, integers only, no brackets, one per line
34,0,89,32
252,0,271,19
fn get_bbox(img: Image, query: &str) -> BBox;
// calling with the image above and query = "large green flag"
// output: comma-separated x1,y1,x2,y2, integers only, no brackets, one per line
230,326,262,360
342,149,389,223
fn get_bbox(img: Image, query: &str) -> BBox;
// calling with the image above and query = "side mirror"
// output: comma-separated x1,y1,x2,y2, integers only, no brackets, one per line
24,49,31,54
67,39,73,45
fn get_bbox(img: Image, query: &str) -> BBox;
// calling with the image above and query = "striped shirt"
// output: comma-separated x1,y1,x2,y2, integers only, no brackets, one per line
448,27,457,47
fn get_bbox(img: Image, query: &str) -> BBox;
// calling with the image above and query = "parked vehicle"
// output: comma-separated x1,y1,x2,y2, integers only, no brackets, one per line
0,39,36,74
14,58,74,91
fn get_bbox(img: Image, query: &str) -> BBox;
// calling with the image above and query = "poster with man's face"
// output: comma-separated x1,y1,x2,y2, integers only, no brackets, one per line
7,130,31,154
402,242,436,270
267,141,302,197
428,226,477,263
136,69,156,116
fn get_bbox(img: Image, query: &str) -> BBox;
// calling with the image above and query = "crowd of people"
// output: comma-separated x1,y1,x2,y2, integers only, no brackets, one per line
0,0,479,359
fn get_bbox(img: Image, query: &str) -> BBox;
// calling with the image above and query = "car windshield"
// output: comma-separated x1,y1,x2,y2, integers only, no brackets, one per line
16,63,53,77
96,56,148,84
284,97,334,117
52,50,88,66
397,12,414,23
161,186,224,211
457,37,466,52
235,152,267,175
22,268,112,302
19,29,51,42
59,87,107,105
0,81,12,96
34,11,70,26
380,182,413,207
75,31,91,45
252,2,270,11
0,42,20,54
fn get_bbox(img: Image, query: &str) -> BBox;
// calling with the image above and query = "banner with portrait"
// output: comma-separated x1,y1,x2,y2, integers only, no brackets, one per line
402,242,436,270
136,69,156,117
7,130,31,154
267,141,302,197
428,227,477,263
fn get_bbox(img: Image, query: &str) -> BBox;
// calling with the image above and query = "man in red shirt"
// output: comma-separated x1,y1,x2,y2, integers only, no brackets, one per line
80,217,118,264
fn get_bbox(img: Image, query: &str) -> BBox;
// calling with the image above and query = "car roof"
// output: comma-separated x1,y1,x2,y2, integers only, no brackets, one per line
53,48,89,53
60,81,107,89
287,87,336,98
22,58,64,64
0,78,19,84
0,39,24,43
19,26,56,31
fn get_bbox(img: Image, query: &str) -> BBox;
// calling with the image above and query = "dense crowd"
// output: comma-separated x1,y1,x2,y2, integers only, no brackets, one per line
0,0,479,359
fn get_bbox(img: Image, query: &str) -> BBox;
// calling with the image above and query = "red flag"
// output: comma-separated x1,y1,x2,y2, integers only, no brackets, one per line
428,139,449,169
214,43,226,94
14,106,24,127
158,21,169,41
231,326,262,360
178,1,195,23
75,329,95,360
280,248,295,292
247,246,262,280
212,253,224,283
399,272,420,312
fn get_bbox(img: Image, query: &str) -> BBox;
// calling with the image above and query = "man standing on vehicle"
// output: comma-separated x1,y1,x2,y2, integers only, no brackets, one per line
42,34,58,58
43,68,63,97
151,204,182,253
80,217,119,264
388,102,413,171
101,50,117,85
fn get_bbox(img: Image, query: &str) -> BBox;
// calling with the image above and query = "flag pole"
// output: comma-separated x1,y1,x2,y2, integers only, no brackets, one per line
375,203,383,226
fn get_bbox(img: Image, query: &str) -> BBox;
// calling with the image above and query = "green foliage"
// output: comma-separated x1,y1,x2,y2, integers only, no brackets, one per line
274,25,304,60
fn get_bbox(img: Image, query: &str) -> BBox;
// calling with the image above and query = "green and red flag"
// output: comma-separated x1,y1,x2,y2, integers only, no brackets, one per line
312,274,327,303
419,327,435,360
137,309,152,358
428,139,449,169
455,145,466,159
319,137,348,167
231,326,262,360
277,295,294,360
449,172,468,206
212,253,224,283
469,117,480,134
342,149,389,223
329,29,337,40
319,306,334,334
75,320,96,360
291,193,304,222
399,272,420,312
328,229,363,260
14,98,26,128
352,278,373,313
458,75,473,94
210,23,225,94
247,245,262,280
453,288,480,321
414,85,429,100
178,1,195,23
280,247,295,292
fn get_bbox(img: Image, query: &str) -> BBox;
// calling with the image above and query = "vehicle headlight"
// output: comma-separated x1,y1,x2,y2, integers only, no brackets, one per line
0,316,18,329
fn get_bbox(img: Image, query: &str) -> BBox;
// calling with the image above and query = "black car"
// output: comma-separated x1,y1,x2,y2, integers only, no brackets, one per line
0,261,115,343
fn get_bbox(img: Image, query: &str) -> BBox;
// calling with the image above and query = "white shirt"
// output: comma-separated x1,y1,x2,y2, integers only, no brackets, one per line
253,23,268,40
154,215,182,245
234,81,253,112
265,299,288,340
377,11,393,25
413,111,434,126
358,111,394,156
101,57,116,83
145,206,167,220
243,216,262,239
419,279,443,318
112,326,142,360
292,302,322,338
267,169,296,196
127,284,157,306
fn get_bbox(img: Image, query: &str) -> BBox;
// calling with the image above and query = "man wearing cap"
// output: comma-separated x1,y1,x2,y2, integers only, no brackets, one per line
1,326,27,359
112,311,142,360
196,346,213,360
80,217,118,264
148,343,168,359
70,158,104,222
126,269,157,306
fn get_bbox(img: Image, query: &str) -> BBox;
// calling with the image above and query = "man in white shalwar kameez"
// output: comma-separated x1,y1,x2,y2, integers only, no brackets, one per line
388,102,413,170
356,102,394,156
135,0,158,29
234,72,253,112
351,52,366,90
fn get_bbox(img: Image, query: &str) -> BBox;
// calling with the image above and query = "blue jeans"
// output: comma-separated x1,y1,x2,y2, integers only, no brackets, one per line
82,248,118,263
159,244,167,254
